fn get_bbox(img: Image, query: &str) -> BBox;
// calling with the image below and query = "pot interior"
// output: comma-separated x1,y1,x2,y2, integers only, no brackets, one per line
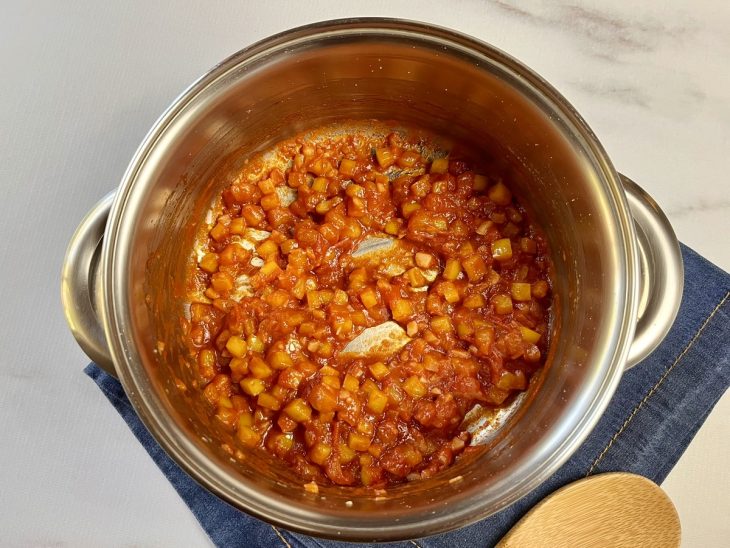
109,21,634,539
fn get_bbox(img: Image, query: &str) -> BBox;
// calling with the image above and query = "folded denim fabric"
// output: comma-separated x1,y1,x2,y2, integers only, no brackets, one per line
85,244,730,548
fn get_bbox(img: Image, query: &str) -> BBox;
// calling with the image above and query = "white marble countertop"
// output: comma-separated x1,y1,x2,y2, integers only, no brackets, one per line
1,1,728,546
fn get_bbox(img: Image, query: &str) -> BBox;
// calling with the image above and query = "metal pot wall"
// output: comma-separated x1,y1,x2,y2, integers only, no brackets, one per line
61,18,683,541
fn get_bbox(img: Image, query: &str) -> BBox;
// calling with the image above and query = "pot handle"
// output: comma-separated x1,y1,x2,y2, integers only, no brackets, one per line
620,174,684,368
61,192,117,377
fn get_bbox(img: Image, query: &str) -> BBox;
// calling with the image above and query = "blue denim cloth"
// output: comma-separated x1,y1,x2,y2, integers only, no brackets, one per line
85,244,730,548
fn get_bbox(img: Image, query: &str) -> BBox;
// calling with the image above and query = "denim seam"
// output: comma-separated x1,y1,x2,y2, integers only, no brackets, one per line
271,525,293,548
586,291,729,475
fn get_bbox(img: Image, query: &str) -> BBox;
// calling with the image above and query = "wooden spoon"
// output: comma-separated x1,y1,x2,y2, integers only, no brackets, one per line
497,472,680,548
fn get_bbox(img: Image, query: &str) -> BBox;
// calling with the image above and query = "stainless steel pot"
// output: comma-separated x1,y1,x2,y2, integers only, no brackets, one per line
61,18,683,541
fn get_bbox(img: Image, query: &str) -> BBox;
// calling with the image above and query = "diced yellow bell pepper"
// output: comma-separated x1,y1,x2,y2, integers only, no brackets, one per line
257,392,281,411
269,351,293,370
309,443,332,465
199,253,219,273
343,374,360,393
520,325,542,344
390,298,413,322
368,362,390,380
488,181,512,205
284,398,312,422
443,258,462,281
492,294,513,315
348,431,372,451
367,389,389,414
240,377,265,396
462,255,487,282
511,282,532,302
311,177,328,193
375,148,396,168
430,315,453,334
249,356,273,379
473,174,488,191
441,281,460,304
430,157,449,174
360,287,379,309
403,375,427,398
339,158,357,177
463,294,485,308
384,218,402,235
225,335,248,358
237,425,261,447
491,238,513,262
401,202,421,218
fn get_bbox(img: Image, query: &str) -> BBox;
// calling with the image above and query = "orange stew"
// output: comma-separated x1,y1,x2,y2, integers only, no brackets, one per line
187,127,552,488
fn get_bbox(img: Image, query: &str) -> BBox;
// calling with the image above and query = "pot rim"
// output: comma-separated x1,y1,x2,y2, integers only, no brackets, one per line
100,17,639,541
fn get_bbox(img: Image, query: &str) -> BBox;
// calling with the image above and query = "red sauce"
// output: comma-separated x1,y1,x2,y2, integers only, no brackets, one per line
185,126,552,489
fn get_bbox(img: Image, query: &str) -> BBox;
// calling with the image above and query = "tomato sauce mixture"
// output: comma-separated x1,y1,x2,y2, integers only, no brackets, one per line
186,126,552,489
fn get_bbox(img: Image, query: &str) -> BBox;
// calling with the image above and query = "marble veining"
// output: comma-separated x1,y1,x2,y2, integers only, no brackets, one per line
487,0,696,58
568,80,651,108
667,199,730,218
